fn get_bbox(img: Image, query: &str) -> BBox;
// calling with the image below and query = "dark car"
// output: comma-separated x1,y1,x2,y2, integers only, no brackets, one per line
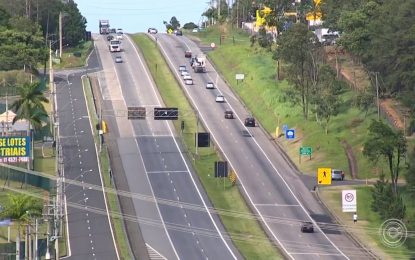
244,117,255,127
300,222,314,233
224,110,234,119
185,50,192,58
175,30,183,36
107,35,114,41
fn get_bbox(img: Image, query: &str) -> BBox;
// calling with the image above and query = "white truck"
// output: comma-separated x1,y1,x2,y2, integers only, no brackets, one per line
109,40,122,52
192,54,206,73
99,20,110,34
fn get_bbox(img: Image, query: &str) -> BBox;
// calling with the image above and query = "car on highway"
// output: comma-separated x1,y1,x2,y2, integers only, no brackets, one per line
148,28,158,34
115,56,123,63
183,75,192,80
206,82,215,89
107,35,114,41
175,30,183,36
300,222,314,233
179,65,187,72
244,117,256,127
185,50,192,58
215,94,225,103
185,78,193,85
331,169,345,180
181,70,189,77
224,110,234,119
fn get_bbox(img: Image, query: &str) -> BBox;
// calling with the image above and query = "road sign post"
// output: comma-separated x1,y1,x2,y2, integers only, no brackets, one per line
299,146,312,164
317,167,331,185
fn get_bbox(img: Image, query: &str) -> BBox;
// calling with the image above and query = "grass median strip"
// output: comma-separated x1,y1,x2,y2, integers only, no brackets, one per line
132,33,282,260
82,76,131,259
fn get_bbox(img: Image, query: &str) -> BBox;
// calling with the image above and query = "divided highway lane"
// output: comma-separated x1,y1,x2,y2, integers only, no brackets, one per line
93,34,240,259
154,33,373,260
55,65,118,260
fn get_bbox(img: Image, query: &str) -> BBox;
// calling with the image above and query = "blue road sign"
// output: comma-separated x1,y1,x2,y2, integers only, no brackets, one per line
285,129,295,139
282,124,288,132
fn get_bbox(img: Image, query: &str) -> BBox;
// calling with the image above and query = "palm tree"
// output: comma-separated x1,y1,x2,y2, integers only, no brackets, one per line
0,193,42,259
11,80,49,170
11,81,49,128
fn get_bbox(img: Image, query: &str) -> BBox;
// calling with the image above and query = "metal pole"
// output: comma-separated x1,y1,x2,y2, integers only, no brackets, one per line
34,219,38,260
59,12,63,58
375,72,380,120
45,220,50,260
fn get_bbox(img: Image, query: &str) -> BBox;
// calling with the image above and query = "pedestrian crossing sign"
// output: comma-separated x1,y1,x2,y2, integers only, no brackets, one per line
318,168,331,185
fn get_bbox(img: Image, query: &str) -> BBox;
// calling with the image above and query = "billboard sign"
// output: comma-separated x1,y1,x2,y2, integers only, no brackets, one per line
0,136,30,163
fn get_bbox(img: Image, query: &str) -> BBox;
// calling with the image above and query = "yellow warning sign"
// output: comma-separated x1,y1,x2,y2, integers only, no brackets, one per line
317,168,331,185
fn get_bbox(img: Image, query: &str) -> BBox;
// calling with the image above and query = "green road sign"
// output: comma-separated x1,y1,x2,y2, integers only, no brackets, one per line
300,146,312,155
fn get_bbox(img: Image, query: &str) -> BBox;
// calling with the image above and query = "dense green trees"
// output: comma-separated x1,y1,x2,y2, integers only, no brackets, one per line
363,120,407,195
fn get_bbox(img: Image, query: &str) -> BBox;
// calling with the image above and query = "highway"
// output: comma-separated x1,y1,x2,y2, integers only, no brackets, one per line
93,33,240,259
55,62,119,259
152,33,374,260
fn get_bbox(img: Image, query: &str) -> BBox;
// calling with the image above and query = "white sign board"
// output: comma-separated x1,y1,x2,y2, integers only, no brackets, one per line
235,74,245,80
342,190,357,212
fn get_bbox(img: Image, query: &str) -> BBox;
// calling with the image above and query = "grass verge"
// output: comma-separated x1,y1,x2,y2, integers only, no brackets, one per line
82,76,131,259
54,41,93,69
319,185,414,259
132,33,282,260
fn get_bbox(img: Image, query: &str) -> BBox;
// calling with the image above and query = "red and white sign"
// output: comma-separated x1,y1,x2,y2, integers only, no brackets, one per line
342,190,357,212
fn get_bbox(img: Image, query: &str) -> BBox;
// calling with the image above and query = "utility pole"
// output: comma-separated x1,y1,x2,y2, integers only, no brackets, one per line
218,0,221,21
34,218,39,260
375,72,380,120
59,12,63,58
236,0,239,28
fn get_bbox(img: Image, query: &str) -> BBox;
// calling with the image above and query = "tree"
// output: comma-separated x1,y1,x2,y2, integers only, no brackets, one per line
0,28,48,70
62,0,87,46
169,16,180,30
0,194,42,259
363,120,407,196
311,65,343,134
356,89,374,118
273,23,320,119
371,175,405,219
183,22,198,30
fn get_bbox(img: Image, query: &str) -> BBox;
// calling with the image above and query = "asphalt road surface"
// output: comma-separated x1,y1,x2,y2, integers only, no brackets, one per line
55,64,119,259
151,33,375,260
93,33,240,260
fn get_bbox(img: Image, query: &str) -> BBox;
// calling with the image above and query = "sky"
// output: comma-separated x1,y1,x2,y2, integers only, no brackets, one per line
75,0,210,34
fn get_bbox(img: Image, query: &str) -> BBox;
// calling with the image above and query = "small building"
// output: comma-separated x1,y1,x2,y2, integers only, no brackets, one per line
0,110,30,136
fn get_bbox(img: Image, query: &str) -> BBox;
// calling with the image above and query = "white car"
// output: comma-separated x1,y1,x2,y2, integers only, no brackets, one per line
148,28,158,34
206,82,214,89
115,56,123,63
215,94,225,103
183,75,192,80
185,79,193,85
192,28,199,33
179,65,187,72
181,71,189,77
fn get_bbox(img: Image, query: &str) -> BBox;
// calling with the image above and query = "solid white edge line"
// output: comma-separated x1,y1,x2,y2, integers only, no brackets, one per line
128,34,238,260
109,35,180,260
81,73,120,260
157,35,349,260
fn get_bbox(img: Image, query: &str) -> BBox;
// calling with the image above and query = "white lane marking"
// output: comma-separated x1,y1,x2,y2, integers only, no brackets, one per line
130,35,238,259
147,170,188,174
254,204,301,207
112,36,180,260
157,37,349,260
81,74,121,260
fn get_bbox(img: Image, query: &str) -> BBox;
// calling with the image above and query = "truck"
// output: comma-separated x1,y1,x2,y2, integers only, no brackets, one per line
109,40,122,52
192,54,206,73
99,20,110,34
